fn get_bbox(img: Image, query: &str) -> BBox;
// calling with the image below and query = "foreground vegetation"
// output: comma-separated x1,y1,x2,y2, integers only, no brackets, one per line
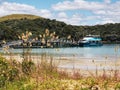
0,53,120,90
0,14,120,43
0,26,120,90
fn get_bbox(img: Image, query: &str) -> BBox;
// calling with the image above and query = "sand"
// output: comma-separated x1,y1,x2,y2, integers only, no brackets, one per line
3,54,120,76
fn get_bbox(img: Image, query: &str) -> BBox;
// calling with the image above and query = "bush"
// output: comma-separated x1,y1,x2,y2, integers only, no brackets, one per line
0,55,19,87
115,83,120,90
0,56,8,87
22,60,35,75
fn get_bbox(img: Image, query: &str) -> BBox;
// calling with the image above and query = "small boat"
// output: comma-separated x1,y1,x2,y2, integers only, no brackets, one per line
78,35,103,47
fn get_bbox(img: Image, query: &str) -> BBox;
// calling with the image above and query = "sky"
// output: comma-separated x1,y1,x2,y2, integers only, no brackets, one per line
0,0,120,25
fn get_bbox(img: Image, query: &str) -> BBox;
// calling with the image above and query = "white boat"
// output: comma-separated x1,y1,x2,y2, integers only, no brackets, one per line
78,35,103,47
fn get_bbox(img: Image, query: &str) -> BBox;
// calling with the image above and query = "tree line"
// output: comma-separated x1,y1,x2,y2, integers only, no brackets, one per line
0,17,120,43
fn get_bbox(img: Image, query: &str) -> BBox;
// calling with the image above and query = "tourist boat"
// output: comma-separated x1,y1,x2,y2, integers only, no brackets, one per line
78,35,103,47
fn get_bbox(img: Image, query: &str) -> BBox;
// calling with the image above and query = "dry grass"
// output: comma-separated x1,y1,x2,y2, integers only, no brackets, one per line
0,14,41,22
1,53,120,90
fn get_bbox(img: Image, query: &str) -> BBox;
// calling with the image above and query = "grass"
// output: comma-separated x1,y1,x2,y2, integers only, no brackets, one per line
0,14,41,22
0,53,120,90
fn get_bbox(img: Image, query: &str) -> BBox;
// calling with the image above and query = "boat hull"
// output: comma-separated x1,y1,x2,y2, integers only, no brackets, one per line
78,42,103,47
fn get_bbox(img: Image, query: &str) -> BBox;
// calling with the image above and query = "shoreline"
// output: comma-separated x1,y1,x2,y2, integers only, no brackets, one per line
3,54,120,76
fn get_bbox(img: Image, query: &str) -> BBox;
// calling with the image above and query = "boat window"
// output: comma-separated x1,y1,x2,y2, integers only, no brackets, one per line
96,41,99,43
92,41,95,43
89,41,92,43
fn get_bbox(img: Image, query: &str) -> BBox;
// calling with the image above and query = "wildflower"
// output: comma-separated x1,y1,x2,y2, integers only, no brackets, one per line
2,40,6,44
67,35,71,39
35,37,38,40
47,40,50,43
43,34,45,38
53,32,56,35
32,38,35,42
28,31,32,36
39,34,42,38
45,29,50,36
21,35,25,40
29,42,32,47
26,31,29,34
52,36,55,39
3,45,10,54
91,85,100,90
56,36,59,39
41,38,45,44
18,35,21,39
40,46,43,48
47,43,51,47
45,29,49,34
50,33,53,37
2,70,5,73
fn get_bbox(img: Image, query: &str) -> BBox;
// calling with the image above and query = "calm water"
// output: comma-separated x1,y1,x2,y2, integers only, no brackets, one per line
1,44,120,70
1,44,120,59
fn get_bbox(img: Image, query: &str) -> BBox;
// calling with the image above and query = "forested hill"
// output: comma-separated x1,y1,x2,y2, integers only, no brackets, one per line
0,14,120,43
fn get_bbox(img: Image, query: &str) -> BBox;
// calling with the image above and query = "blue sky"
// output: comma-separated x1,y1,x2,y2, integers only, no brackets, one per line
0,0,120,25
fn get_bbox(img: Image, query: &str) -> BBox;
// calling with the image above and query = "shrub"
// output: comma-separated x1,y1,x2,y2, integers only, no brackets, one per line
0,55,8,87
22,60,35,75
0,55,19,87
115,83,120,90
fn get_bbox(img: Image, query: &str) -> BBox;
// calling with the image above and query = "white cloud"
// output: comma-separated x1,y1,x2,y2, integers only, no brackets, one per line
55,12,82,25
52,0,120,25
57,12,68,18
38,9,52,18
52,0,105,11
98,20,115,25
0,2,52,18
69,14,82,25
0,0,120,25
104,0,111,4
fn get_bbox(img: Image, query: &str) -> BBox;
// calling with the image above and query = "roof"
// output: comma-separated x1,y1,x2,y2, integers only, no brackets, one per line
83,37,102,41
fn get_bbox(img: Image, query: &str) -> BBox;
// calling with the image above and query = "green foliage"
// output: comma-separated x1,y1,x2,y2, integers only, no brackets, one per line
0,56,8,87
0,14,120,42
0,54,120,89
80,88,89,90
22,60,35,75
103,80,109,90
8,67,19,81
115,83,120,90
0,78,36,90
0,55,19,87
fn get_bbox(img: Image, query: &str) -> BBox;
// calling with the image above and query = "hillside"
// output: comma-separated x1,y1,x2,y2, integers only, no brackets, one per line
0,14,120,43
0,14,41,22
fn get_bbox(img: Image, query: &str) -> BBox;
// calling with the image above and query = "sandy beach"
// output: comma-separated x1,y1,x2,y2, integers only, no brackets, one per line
3,54,120,77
